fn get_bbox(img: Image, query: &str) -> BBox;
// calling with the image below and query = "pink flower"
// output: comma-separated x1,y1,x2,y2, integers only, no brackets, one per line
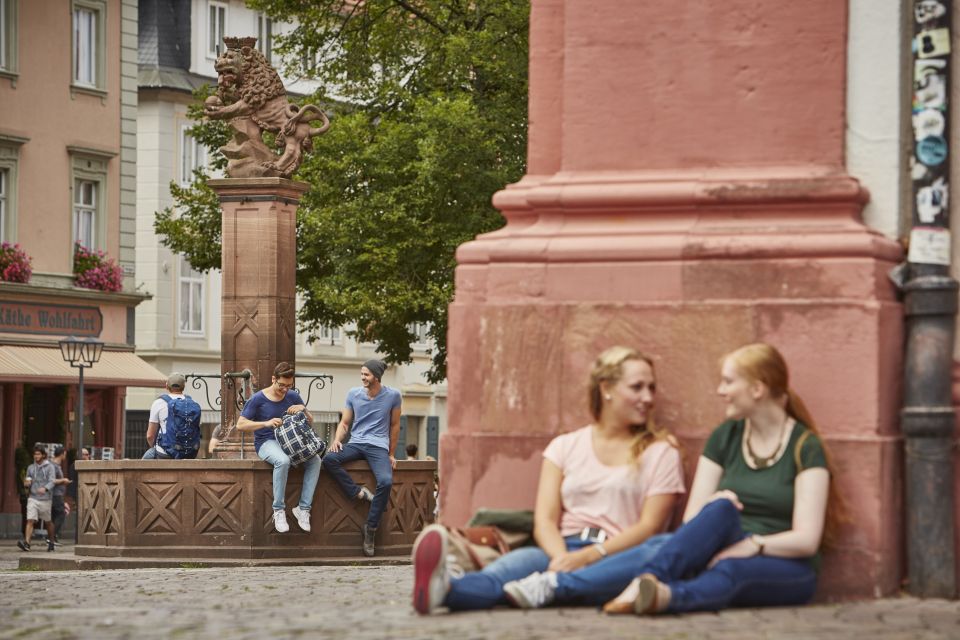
73,243,123,292
0,242,33,283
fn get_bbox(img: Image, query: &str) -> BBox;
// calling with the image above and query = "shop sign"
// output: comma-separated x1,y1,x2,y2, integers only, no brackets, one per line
0,300,103,337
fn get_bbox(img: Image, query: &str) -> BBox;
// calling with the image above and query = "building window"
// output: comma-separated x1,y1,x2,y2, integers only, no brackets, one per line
178,256,204,336
73,179,97,249
0,137,22,242
72,1,105,90
0,169,6,242
256,13,273,64
207,1,227,57
0,0,18,75
318,325,341,346
180,125,207,186
69,149,109,253
409,322,431,347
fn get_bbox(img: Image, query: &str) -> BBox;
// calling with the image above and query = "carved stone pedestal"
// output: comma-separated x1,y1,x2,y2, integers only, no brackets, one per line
74,460,436,558
209,178,308,426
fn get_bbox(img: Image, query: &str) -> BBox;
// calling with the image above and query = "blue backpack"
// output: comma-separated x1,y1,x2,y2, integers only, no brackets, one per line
157,394,202,459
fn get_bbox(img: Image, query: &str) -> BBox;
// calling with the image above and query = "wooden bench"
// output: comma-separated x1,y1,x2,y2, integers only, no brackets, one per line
74,459,436,559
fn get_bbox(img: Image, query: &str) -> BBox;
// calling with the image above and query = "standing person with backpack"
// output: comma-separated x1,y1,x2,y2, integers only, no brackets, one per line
143,373,202,460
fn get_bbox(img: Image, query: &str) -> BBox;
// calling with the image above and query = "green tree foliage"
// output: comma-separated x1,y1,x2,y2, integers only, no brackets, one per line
154,0,529,383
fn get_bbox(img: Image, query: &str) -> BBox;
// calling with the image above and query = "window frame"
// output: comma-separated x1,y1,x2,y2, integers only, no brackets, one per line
256,12,273,64
177,255,205,337
71,0,106,94
179,124,207,186
0,136,24,244
73,178,98,250
207,0,228,59
318,325,342,346
68,148,110,254
0,0,19,78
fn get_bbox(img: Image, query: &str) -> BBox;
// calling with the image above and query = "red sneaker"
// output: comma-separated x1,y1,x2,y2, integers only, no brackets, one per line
412,524,450,615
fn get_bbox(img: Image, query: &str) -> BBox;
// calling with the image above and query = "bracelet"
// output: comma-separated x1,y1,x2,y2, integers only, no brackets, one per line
593,543,608,558
751,535,765,556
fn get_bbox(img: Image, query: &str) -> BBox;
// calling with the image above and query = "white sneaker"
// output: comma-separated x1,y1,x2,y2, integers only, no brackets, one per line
503,571,558,609
412,524,450,615
291,506,311,532
273,509,289,533
357,486,374,502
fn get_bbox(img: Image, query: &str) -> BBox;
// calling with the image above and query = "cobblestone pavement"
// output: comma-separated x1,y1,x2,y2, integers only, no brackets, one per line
1,542,958,639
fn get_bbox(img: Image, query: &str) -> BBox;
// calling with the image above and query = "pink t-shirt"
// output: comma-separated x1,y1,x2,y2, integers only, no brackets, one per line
543,425,686,538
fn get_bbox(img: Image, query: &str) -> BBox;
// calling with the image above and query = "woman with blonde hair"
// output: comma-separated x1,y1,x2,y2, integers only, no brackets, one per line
412,345,685,614
602,342,838,614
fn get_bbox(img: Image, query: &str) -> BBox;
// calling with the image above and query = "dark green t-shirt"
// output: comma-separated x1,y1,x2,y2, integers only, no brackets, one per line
702,419,827,536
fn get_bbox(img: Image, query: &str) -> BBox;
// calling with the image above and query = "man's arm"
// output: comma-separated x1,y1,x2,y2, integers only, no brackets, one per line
146,422,159,447
329,408,354,453
387,405,402,468
236,415,281,432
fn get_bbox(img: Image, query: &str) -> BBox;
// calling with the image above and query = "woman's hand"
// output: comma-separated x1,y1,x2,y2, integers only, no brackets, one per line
548,547,599,573
707,489,744,510
707,536,759,568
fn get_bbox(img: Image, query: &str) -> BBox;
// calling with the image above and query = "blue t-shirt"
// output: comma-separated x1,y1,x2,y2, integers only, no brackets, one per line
346,386,402,451
241,389,305,454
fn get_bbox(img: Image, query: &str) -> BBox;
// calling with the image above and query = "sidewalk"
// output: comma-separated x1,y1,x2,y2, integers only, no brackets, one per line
1,542,957,639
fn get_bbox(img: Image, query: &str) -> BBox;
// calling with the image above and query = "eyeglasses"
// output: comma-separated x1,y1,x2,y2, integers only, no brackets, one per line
275,381,293,390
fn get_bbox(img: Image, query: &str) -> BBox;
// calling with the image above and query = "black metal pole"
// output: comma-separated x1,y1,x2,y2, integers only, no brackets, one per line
902,0,957,598
75,364,84,545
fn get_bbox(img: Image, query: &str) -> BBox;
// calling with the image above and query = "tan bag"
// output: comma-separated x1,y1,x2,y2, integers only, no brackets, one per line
445,525,519,571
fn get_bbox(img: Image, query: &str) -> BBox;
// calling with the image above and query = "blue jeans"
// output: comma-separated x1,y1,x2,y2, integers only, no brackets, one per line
639,499,817,612
552,533,672,606
142,446,171,459
444,534,660,611
322,443,392,529
257,439,322,512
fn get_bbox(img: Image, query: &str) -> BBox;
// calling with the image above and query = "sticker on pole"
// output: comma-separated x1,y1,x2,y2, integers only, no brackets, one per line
908,227,952,266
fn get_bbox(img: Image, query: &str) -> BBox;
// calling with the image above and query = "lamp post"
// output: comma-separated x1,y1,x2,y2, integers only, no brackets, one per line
59,336,103,543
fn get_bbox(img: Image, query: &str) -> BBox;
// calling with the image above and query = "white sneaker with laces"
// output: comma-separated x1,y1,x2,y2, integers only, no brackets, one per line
291,506,311,532
503,571,558,609
357,486,374,502
273,509,289,533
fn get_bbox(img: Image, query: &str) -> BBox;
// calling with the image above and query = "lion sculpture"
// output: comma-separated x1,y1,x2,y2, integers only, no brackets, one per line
204,36,330,178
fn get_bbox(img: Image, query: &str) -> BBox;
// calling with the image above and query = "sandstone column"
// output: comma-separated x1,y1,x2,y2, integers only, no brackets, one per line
209,178,307,453
442,0,903,599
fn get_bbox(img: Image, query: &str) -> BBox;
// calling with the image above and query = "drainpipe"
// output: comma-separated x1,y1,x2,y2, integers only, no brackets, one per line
900,0,957,599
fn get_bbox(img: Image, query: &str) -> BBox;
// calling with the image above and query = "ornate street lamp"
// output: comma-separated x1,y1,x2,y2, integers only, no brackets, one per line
59,336,103,543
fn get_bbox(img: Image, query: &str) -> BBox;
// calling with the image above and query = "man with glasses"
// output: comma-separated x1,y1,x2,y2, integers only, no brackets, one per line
237,362,320,533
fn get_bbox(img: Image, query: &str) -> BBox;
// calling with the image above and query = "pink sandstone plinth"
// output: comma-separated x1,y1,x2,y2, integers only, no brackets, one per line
442,0,903,600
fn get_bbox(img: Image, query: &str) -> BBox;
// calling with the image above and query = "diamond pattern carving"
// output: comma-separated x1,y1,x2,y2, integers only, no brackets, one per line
195,482,242,534
136,482,184,534
384,481,432,535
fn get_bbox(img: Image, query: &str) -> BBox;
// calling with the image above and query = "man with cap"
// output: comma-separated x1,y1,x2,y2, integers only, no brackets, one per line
324,359,403,556
143,372,189,459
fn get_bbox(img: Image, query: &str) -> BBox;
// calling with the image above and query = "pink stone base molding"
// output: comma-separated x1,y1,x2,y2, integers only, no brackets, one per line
442,170,903,600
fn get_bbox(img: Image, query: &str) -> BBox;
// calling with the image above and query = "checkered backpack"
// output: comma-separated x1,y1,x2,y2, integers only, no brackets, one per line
276,411,327,466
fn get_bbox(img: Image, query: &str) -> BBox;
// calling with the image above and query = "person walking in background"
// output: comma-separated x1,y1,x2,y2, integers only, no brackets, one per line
237,362,321,534
323,359,402,557
603,343,838,615
48,446,71,546
18,444,58,552
411,346,685,614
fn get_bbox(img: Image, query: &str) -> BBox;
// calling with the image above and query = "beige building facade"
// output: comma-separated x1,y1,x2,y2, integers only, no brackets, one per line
0,0,166,535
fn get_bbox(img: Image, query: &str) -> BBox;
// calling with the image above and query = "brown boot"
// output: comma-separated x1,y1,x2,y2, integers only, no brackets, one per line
362,524,376,557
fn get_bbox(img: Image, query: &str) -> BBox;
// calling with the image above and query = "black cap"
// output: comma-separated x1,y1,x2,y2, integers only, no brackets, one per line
362,359,386,380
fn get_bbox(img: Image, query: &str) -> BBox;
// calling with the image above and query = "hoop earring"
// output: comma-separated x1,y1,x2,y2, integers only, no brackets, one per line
604,394,612,401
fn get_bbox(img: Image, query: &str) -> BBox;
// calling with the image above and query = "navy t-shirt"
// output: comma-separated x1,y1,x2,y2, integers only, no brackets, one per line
241,389,305,454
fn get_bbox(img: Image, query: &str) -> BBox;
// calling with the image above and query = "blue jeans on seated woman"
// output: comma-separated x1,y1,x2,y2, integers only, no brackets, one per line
637,498,818,612
443,533,671,611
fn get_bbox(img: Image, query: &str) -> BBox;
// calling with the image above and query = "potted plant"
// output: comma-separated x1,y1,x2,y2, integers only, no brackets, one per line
73,243,123,292
0,242,33,283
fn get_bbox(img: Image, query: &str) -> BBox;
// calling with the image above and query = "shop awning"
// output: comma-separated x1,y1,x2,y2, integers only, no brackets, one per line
0,346,166,387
